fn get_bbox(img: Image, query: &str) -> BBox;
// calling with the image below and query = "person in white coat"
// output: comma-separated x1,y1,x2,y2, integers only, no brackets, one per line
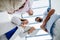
11,16,38,38
0,16,38,40
0,0,33,15
35,8,60,40
0,0,34,40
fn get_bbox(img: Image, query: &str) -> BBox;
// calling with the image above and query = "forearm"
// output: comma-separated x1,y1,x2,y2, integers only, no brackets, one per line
28,27,35,34
43,15,50,24
43,9,55,24
40,9,55,32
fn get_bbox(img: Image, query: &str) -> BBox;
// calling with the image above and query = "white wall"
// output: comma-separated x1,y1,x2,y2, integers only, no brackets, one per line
51,0,60,14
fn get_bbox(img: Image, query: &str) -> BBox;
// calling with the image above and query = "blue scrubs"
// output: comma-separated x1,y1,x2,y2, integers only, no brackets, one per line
5,26,18,40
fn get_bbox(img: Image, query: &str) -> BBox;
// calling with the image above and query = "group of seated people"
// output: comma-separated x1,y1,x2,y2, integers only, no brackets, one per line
0,0,60,40
5,8,57,40
0,7,60,40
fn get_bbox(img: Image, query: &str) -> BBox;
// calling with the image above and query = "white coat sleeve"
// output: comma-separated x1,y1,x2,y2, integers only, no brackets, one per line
11,16,21,26
28,0,33,9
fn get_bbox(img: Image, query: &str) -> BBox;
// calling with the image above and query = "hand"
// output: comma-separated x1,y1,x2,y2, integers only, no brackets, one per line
28,27,35,34
27,9,33,15
40,22,48,32
8,9,15,14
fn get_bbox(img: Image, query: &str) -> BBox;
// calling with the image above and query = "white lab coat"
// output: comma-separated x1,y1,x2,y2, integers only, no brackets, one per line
0,0,26,11
0,11,25,40
11,17,39,38
0,11,39,40
0,0,33,40
0,11,16,36
0,0,33,13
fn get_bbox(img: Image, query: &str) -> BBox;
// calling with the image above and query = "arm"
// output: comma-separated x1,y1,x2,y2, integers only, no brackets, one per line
28,27,35,34
44,9,55,23
27,0,33,15
41,9,55,32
